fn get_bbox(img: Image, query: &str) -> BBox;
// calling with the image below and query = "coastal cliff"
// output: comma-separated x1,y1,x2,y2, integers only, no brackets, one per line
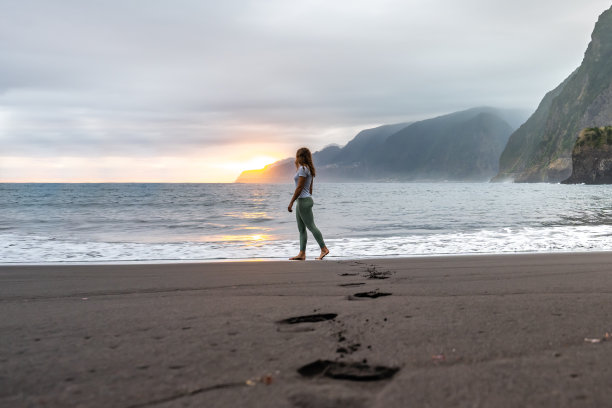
562,127,612,184
493,5,612,183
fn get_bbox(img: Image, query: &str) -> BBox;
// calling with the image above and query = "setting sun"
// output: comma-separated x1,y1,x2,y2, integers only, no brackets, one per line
217,154,283,175
242,156,280,171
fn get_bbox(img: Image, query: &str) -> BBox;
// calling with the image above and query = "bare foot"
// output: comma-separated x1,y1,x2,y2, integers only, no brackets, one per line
289,254,306,261
317,248,329,260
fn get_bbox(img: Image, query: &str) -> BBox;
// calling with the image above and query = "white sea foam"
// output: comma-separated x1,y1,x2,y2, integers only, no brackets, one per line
3,225,612,264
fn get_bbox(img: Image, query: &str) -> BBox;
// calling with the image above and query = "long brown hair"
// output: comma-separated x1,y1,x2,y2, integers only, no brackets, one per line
295,147,316,177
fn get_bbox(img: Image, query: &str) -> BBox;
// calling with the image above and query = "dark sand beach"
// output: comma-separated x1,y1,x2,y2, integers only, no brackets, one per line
2,253,612,407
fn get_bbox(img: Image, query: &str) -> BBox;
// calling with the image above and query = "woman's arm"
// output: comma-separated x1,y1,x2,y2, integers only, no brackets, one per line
288,176,306,212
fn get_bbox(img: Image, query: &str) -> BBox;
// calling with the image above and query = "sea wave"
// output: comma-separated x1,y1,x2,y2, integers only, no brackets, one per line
3,225,612,264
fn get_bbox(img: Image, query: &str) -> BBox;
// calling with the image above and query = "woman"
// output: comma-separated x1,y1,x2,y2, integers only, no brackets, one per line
287,147,330,260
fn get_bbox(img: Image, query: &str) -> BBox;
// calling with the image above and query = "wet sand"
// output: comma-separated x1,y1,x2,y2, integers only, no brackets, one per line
1,252,612,407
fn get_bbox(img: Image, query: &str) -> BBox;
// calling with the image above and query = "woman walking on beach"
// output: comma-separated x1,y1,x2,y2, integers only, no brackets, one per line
288,147,330,260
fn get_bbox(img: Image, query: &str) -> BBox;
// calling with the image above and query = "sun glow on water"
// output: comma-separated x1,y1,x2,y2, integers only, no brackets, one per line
225,211,270,219
219,234,273,246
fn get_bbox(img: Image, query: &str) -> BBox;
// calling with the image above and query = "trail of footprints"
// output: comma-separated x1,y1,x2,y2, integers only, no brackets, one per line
275,262,399,384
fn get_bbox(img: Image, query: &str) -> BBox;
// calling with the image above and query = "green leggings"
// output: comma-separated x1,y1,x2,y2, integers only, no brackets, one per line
296,197,326,251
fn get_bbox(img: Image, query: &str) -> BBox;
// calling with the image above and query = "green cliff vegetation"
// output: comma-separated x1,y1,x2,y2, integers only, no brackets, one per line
494,5,612,182
575,127,612,149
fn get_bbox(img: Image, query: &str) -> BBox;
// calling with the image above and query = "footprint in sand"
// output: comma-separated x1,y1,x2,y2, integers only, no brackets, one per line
297,360,399,381
277,313,338,324
348,291,392,300
276,313,338,332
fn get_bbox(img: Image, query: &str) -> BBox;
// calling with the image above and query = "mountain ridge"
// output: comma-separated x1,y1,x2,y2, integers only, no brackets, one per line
236,107,527,183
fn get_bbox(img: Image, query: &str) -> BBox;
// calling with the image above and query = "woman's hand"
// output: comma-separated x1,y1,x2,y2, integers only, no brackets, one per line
288,202,294,212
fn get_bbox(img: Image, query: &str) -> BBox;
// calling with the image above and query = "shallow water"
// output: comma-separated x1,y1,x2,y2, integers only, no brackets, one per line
3,182,612,263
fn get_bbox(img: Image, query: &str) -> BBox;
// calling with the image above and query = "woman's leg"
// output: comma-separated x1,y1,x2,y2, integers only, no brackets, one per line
297,197,326,249
296,202,308,252
290,203,307,260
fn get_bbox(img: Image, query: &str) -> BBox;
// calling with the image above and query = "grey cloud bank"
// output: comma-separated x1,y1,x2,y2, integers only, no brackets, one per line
1,0,611,163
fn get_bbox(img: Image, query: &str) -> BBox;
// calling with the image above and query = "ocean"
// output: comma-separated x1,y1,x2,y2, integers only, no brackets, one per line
2,182,612,264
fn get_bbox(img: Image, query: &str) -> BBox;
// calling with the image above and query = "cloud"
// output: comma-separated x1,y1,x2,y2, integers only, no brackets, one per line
1,0,611,174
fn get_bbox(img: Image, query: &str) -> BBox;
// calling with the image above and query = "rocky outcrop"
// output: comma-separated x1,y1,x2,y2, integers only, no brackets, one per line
562,127,612,184
493,5,612,183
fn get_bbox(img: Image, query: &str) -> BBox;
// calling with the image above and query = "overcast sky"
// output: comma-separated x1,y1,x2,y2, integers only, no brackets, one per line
1,0,611,181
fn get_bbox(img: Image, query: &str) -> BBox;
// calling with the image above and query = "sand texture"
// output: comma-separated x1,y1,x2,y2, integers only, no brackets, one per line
1,253,612,407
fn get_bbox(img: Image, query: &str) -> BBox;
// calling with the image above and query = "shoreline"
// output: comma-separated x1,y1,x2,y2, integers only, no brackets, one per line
4,248,612,267
2,252,612,407
0,250,612,268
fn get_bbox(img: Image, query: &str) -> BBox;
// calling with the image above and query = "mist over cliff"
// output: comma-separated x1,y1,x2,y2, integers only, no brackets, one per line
237,107,527,183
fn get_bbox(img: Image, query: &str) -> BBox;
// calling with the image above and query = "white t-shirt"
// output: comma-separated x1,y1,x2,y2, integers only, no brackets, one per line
294,166,313,198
